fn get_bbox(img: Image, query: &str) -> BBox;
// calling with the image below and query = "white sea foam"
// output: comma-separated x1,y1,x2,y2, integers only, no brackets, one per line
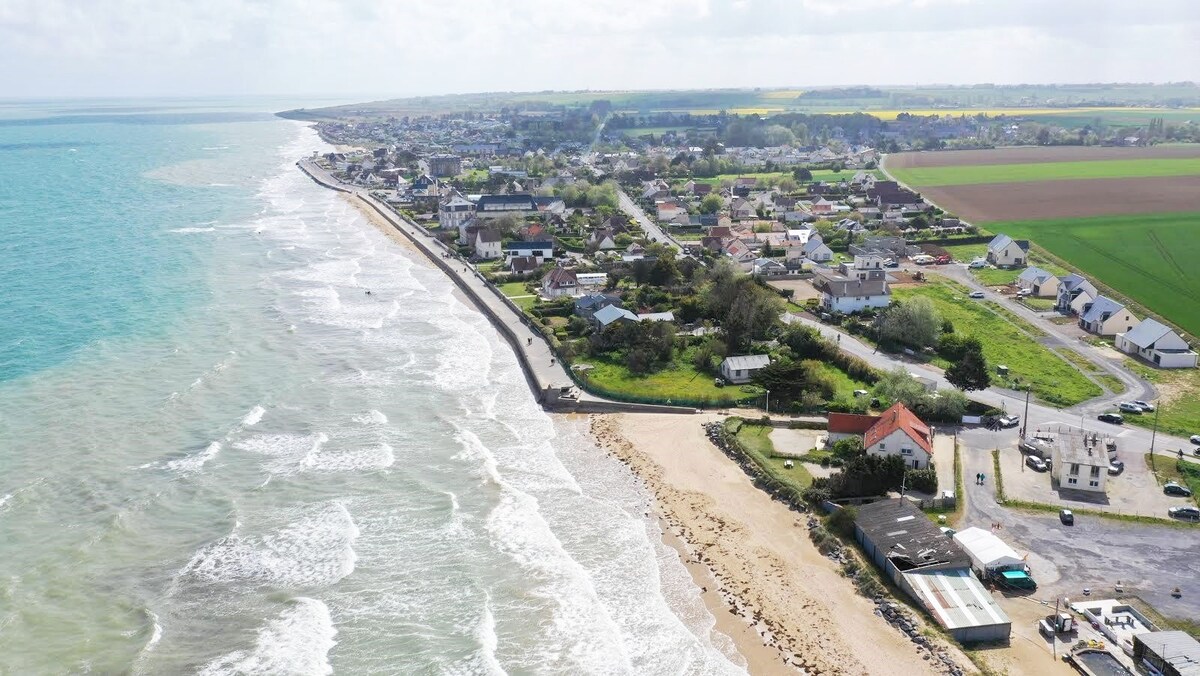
181,502,358,587
165,441,222,474
197,597,336,676
169,226,217,234
240,405,266,427
352,409,388,425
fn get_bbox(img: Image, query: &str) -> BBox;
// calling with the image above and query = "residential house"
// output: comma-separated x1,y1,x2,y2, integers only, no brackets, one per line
1115,318,1198,368
637,311,675,323
508,255,539,276
1015,267,1060,298
1079,296,1138,336
864,402,933,470
1056,274,1098,314
986,234,1029,268
440,194,477,243
811,197,837,215
723,238,757,263
593,304,639,329
503,241,555,264
827,412,879,444
802,234,834,263
655,200,687,222
729,197,755,220
1050,433,1109,495
574,293,622,321
588,228,618,250
811,268,891,314
719,354,770,385
839,254,887,279
785,227,813,244
476,193,538,218
541,267,578,298
751,258,788,277
732,177,757,196
473,229,503,260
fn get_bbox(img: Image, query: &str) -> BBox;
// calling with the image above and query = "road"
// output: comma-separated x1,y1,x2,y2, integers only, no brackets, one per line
956,426,1200,621
616,187,683,250
783,311,1198,458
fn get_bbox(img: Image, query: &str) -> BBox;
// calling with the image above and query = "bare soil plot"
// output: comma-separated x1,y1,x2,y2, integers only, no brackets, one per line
888,145,1200,169
919,176,1200,222
766,278,820,301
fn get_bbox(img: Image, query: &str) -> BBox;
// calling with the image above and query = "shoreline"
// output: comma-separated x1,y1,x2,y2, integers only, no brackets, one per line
591,412,965,676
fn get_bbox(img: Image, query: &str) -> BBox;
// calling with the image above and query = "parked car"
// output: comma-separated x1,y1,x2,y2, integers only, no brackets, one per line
1026,456,1048,472
969,291,985,299
1098,413,1124,424
884,259,900,268
1190,434,1200,445
1059,509,1074,525
998,415,1020,428
1016,288,1032,297
968,259,987,269
1133,400,1155,412
934,255,952,265
1108,460,1125,475
1168,506,1200,521
1118,402,1143,414
1164,482,1194,497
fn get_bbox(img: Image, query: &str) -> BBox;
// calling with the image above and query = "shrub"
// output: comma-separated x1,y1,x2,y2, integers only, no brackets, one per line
827,505,859,537
905,468,939,494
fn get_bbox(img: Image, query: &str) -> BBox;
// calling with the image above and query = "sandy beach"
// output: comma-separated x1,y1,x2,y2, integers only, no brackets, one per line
592,412,971,675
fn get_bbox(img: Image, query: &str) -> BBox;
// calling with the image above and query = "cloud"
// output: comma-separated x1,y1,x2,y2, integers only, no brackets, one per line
0,0,1195,98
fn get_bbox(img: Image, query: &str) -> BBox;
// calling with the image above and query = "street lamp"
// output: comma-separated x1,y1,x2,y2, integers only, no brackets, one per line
765,389,771,416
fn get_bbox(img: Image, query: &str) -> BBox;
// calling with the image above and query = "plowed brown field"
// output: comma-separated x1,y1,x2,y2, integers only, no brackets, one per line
919,176,1200,222
888,145,1200,169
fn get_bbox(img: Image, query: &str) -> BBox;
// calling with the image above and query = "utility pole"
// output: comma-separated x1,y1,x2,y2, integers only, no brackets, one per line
1052,597,1060,661
1020,387,1031,439
1149,404,1161,464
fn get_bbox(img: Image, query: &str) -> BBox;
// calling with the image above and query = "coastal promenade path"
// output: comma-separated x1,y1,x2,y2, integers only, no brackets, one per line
297,160,692,415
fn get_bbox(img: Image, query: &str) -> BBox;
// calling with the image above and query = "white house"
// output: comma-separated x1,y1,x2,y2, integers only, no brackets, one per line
541,267,578,298
1015,267,1059,297
802,234,833,263
811,268,890,314
1115,318,1198,368
1056,273,1097,314
503,241,555,264
864,402,933,470
1079,296,1138,336
986,234,1028,268
473,229,503,260
719,354,770,384
440,194,477,243
655,200,687,222
1051,434,1109,495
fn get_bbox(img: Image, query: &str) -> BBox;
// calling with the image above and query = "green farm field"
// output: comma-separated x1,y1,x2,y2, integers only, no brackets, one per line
889,157,1200,187
994,212,1200,337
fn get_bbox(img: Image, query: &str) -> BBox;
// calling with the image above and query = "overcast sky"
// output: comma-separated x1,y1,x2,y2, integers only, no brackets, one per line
1,0,1197,99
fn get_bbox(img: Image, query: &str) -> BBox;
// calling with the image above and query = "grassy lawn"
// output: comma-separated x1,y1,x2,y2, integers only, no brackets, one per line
497,281,531,297
729,421,814,491
581,350,747,405
984,301,1048,338
687,169,883,186
817,362,871,396
1126,366,1200,438
993,212,1200,338
890,158,1200,187
1144,453,1200,507
1019,297,1056,312
936,243,988,262
894,279,1102,406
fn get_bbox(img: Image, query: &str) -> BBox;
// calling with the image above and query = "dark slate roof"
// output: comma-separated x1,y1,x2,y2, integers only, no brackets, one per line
476,193,536,209
855,499,969,571
505,241,554,251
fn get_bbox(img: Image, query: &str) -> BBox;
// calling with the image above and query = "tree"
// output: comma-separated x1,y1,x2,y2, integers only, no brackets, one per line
752,359,836,407
777,177,798,194
792,167,813,182
873,366,929,408
699,193,724,214
875,298,942,349
945,340,991,391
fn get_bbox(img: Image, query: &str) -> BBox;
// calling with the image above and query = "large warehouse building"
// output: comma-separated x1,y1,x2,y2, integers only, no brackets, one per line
854,500,1011,643
1134,631,1200,676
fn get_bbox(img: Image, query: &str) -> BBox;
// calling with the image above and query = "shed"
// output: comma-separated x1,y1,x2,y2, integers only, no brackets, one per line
953,527,1026,573
1133,630,1200,676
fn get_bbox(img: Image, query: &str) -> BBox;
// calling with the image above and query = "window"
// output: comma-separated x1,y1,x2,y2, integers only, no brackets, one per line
1089,480,1099,487
879,443,886,451
1090,466,1101,478
1070,464,1080,476
901,448,913,456
1067,478,1078,485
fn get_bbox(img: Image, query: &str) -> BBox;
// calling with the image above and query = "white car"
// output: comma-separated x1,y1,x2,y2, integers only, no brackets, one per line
1133,400,1155,412
968,259,987,269
1191,434,1200,445
1118,402,1143,414
969,291,985,299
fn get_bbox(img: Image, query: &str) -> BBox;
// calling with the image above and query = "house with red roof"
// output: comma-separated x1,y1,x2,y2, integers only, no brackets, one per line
864,402,933,470
827,412,879,443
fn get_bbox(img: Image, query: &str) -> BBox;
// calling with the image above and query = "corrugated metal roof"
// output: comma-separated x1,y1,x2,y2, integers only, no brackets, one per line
904,568,1010,630
722,354,770,371
1136,631,1200,675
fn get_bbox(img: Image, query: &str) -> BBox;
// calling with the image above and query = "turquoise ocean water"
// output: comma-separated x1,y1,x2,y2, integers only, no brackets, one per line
0,100,744,674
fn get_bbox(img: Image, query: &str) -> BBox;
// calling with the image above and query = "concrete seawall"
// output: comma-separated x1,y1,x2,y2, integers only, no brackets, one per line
296,160,696,416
